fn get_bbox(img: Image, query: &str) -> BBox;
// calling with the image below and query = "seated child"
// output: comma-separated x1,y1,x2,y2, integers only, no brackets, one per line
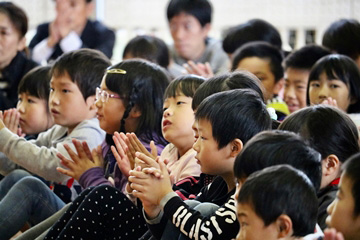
325,152,360,240
0,66,54,176
0,49,110,239
306,54,360,127
129,89,272,240
279,105,360,230
283,44,330,113
236,165,318,240
231,41,289,120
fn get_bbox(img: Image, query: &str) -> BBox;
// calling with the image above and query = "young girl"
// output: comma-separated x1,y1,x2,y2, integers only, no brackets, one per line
307,54,360,126
0,66,54,176
279,105,360,230
42,74,204,240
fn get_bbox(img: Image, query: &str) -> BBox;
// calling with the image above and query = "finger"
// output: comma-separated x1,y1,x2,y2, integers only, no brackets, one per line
204,62,214,78
56,167,75,178
150,140,158,157
92,146,104,167
113,133,127,159
72,139,88,160
129,169,151,179
135,152,159,168
82,141,93,160
124,133,136,162
57,152,74,168
62,143,80,163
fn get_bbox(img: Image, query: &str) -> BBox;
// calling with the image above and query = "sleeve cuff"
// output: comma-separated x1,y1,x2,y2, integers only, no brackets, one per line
143,207,164,224
32,39,54,64
160,191,178,208
60,31,82,52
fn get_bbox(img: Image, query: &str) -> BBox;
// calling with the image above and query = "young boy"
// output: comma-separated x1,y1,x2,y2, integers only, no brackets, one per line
283,44,330,113
236,165,318,240
166,0,229,77
325,152,360,240
0,49,110,239
231,41,289,120
129,89,272,239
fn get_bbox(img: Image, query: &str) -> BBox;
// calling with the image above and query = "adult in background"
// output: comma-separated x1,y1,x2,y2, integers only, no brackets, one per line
29,0,115,64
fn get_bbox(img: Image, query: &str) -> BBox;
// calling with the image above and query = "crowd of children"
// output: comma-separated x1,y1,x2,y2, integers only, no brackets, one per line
0,0,360,239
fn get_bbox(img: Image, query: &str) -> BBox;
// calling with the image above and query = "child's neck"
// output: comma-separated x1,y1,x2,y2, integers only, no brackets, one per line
173,139,193,158
221,171,236,193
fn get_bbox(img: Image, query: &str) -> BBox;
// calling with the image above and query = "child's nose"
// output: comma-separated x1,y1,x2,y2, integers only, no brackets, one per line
284,85,296,100
318,86,329,100
17,102,25,113
95,98,102,108
327,199,335,215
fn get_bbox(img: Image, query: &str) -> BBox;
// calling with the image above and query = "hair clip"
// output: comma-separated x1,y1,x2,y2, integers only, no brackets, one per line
107,69,127,74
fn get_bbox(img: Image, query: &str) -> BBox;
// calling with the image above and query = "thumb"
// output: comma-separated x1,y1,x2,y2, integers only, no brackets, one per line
150,140,158,157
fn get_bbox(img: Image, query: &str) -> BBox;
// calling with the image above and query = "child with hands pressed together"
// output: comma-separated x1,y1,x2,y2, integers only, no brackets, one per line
129,89,272,240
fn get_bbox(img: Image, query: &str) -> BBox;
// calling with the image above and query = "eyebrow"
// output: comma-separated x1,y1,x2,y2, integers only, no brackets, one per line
237,212,248,218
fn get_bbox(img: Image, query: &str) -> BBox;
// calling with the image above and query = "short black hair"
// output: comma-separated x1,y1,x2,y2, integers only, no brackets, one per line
18,66,52,112
231,41,284,83
195,89,271,148
279,105,359,164
237,165,318,237
342,152,360,216
105,59,169,145
192,70,265,110
283,44,331,70
164,75,205,99
223,19,282,54
322,19,360,60
307,54,360,113
51,49,111,100
234,130,322,191
0,2,27,38
123,35,170,69
167,0,212,27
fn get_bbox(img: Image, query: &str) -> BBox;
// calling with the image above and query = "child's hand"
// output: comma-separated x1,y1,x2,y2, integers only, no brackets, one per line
56,139,103,181
126,132,158,161
183,61,214,79
111,133,132,177
321,97,338,108
0,109,20,134
129,160,173,206
322,228,344,240
135,152,172,178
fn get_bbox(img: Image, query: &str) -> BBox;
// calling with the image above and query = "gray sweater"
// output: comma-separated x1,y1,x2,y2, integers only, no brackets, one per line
0,118,105,184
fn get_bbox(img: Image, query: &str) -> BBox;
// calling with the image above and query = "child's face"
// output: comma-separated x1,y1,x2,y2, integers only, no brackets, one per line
309,72,352,112
192,119,234,175
284,68,309,113
236,57,279,101
95,78,125,134
49,72,94,133
17,93,53,135
326,174,360,240
169,12,209,61
235,202,279,240
162,95,195,149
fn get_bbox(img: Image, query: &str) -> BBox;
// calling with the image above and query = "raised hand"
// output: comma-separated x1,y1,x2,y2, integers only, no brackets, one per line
111,132,132,177
322,228,344,240
56,139,103,181
183,61,214,79
2,108,21,135
126,132,158,160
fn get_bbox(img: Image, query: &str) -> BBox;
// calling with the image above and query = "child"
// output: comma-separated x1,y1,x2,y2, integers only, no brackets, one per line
279,105,360,230
236,165,318,240
129,89,272,239
307,54,360,118
41,74,203,239
283,44,330,113
122,35,170,69
0,66,54,176
231,41,289,120
0,49,110,239
325,152,360,240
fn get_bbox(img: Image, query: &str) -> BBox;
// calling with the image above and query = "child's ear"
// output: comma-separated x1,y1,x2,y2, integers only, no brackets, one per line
17,37,26,51
129,105,142,119
323,154,341,177
230,139,243,157
276,214,293,238
273,78,285,95
86,95,97,110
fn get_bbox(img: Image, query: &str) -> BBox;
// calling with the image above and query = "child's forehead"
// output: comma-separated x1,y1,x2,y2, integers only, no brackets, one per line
50,74,76,86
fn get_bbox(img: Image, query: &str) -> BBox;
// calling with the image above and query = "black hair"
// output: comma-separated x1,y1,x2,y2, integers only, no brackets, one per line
164,75,205,99
105,59,169,145
231,41,284,83
237,165,318,237
195,89,271,148
167,0,212,27
123,35,170,69
51,49,111,101
223,19,282,54
283,44,331,70
18,66,51,113
234,130,322,191
192,70,265,110
279,105,359,164
322,19,360,60
0,2,27,38
342,153,360,216
307,54,360,113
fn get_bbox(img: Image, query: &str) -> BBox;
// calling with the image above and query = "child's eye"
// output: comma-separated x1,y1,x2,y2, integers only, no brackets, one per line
28,99,35,104
310,82,320,88
296,85,306,90
49,88,54,92
330,84,340,89
163,107,168,112
62,89,70,93
177,101,185,105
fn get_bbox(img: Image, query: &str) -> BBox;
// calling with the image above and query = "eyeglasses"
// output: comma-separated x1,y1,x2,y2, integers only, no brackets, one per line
96,87,122,103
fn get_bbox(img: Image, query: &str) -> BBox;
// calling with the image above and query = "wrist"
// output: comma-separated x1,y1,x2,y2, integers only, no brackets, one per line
144,205,161,220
